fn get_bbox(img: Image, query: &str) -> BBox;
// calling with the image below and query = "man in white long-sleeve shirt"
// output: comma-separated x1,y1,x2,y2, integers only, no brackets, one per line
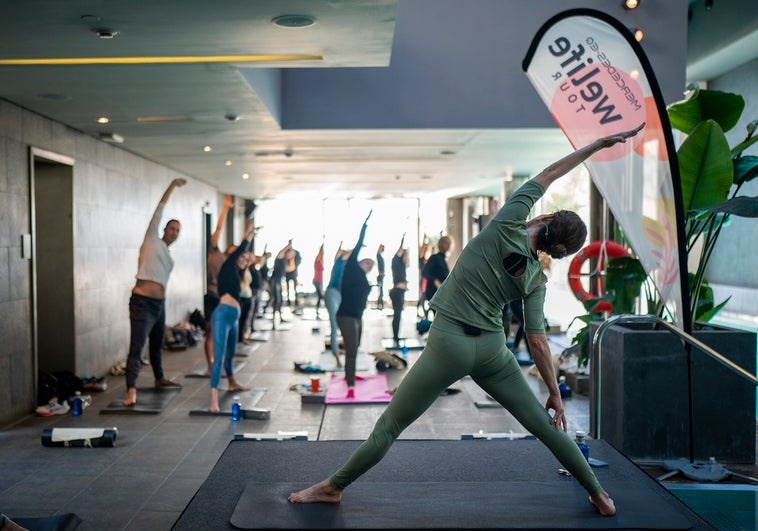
124,178,185,406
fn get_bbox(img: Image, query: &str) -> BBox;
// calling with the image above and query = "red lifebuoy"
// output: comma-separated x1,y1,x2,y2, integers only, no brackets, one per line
567,241,633,314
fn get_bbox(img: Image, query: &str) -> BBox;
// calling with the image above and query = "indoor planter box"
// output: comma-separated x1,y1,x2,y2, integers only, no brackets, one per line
589,322,756,463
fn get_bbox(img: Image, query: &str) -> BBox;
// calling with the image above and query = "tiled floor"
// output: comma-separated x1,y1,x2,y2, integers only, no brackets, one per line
0,305,754,530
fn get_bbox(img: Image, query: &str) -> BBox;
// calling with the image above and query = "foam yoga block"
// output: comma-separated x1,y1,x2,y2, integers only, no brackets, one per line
41,427,118,447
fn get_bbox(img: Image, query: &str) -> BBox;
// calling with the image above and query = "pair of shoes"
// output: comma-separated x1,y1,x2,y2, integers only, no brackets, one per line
294,362,325,374
372,350,408,370
155,378,182,388
35,398,70,416
346,388,355,399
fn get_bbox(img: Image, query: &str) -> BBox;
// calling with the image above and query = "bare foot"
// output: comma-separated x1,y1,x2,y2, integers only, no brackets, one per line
209,403,220,413
288,478,342,504
123,388,137,407
228,381,250,392
589,490,616,516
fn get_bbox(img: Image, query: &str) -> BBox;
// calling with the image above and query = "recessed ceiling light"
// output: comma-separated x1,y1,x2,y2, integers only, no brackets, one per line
224,160,232,166
94,28,119,39
242,173,250,180
96,116,110,124
623,0,640,9
271,14,317,28
633,28,644,42
203,145,212,152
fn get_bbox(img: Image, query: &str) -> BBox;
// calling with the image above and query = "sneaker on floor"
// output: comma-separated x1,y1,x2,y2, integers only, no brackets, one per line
35,398,70,416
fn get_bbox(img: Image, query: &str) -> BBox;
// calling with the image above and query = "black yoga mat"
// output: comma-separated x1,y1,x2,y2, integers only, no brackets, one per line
172,439,712,531
41,427,118,447
99,386,182,415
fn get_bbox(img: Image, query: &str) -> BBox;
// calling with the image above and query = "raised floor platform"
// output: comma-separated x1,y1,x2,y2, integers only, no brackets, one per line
173,439,712,530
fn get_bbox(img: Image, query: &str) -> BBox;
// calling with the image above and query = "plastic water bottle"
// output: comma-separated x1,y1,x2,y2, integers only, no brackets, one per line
71,391,83,416
575,430,590,461
401,345,408,358
231,396,242,421
558,376,571,399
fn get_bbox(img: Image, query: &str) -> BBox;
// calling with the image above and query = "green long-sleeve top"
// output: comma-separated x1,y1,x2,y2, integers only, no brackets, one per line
430,180,547,333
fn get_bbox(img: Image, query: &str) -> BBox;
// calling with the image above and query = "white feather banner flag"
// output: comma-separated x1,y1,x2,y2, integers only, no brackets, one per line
523,9,689,330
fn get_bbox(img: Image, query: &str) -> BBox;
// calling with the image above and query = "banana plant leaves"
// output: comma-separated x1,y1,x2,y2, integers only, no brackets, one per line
678,120,733,213
668,89,745,134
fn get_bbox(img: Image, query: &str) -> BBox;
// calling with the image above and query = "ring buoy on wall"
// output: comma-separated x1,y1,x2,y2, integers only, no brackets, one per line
567,241,633,314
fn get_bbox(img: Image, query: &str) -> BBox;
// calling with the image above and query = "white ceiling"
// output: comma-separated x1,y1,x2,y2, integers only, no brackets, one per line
0,0,755,201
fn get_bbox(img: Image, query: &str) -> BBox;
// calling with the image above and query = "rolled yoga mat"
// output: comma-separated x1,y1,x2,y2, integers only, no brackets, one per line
41,427,118,447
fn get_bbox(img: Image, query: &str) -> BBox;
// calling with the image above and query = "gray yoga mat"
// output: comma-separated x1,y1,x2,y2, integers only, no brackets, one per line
188,388,267,417
100,386,182,415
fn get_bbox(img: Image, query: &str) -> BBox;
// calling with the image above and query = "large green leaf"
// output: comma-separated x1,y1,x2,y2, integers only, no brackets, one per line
734,155,758,185
706,196,758,217
678,120,733,212
668,89,745,134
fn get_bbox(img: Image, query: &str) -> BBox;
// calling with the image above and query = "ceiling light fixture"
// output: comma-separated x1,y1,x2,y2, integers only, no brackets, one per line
271,14,317,28
202,145,212,152
633,28,644,42
242,173,250,180
224,160,232,166
0,54,323,66
96,116,110,124
623,0,640,9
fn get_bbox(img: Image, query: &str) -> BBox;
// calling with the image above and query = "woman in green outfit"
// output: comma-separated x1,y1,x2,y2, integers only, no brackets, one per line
289,124,644,516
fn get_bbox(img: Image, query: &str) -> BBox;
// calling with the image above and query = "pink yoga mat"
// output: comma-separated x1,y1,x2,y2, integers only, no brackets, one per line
325,373,392,404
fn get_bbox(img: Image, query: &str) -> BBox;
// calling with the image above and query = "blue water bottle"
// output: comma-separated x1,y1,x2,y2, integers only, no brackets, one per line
71,391,83,416
231,396,242,421
558,376,571,399
401,345,408,359
575,430,590,461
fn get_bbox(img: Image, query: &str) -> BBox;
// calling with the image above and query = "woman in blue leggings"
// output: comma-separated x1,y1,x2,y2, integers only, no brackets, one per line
289,124,644,516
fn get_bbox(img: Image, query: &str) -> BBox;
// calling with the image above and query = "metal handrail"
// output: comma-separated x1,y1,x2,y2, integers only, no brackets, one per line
590,314,758,440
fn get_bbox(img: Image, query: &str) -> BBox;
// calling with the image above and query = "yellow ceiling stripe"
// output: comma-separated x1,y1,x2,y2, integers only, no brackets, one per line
0,54,323,65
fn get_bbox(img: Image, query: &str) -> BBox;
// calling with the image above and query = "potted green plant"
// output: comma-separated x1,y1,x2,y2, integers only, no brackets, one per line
666,88,758,325
590,89,758,462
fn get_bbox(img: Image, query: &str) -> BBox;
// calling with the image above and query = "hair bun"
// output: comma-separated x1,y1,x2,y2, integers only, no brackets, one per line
551,244,568,259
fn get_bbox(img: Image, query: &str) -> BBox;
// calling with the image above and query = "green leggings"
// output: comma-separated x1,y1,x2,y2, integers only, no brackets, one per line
329,312,602,496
